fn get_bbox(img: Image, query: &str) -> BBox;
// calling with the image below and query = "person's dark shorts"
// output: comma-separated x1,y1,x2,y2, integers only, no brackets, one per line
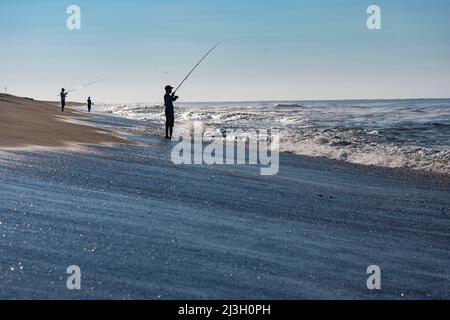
165,114,174,127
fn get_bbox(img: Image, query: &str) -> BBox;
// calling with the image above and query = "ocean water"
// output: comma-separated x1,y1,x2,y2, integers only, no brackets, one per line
102,99,450,174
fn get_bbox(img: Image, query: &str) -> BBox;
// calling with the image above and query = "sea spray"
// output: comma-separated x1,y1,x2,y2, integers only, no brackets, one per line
171,122,280,176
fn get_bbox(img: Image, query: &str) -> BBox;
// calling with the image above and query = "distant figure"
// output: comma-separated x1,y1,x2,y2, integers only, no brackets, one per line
164,85,179,139
60,88,67,112
87,97,93,113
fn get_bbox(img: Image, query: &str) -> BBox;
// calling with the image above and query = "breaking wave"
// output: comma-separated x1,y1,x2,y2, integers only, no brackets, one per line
105,99,450,175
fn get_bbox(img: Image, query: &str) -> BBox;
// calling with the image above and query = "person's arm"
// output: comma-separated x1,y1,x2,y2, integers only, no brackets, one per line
172,93,179,101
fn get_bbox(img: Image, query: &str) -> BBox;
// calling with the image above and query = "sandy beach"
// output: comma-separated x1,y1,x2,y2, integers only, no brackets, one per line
0,95,449,299
0,94,129,149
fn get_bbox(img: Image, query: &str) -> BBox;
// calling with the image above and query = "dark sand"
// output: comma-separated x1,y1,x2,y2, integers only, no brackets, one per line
0,97,449,299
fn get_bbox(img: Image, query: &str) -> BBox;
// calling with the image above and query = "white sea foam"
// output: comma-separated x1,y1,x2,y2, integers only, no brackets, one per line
103,99,450,174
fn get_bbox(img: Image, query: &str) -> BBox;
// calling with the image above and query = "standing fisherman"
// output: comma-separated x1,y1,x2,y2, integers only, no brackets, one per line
164,85,178,140
60,88,67,112
160,43,219,140
87,97,93,113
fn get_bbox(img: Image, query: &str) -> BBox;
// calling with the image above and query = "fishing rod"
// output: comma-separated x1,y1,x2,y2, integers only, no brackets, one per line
66,78,107,94
173,42,220,95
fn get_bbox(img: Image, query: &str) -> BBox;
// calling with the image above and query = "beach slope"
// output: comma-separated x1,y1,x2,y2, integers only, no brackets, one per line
0,94,129,148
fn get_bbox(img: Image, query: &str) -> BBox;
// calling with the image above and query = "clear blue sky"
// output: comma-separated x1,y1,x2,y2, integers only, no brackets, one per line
1,0,449,102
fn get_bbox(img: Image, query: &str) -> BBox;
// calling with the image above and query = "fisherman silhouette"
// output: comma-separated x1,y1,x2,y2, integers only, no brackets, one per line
87,97,93,113
164,85,178,139
60,88,67,112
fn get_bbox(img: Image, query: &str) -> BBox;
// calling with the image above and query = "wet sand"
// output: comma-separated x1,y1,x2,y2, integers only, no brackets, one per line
0,98,449,299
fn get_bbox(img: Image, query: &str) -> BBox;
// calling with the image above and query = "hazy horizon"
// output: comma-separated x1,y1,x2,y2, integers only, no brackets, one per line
1,0,450,103
16,96,450,105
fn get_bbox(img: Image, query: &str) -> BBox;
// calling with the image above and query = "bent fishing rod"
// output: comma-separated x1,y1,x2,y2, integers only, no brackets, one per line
173,42,220,95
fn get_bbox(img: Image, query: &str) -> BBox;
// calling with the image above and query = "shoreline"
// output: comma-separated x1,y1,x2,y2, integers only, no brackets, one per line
88,112,450,185
105,100,450,176
1,93,449,184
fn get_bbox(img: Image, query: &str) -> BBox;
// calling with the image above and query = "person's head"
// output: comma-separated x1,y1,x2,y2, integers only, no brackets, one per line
61,88,65,92
165,85,173,94
88,97,91,100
